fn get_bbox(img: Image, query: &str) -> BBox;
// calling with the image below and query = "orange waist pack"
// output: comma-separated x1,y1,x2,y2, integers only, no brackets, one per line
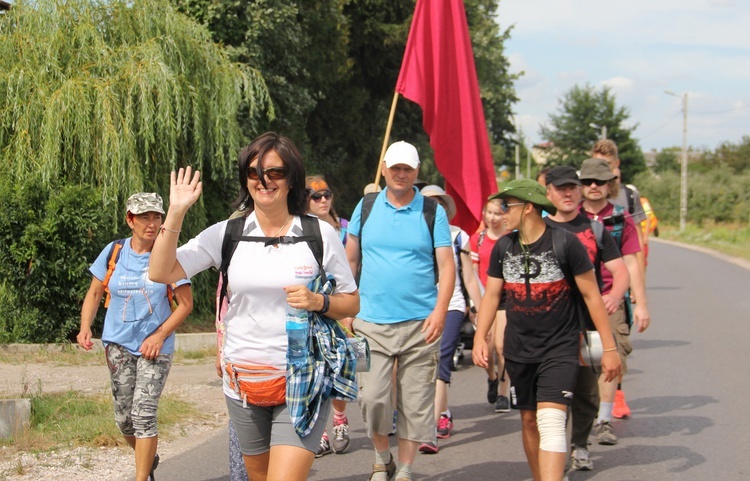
225,362,286,407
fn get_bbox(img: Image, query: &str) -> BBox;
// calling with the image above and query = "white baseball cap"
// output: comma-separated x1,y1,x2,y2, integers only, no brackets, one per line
384,141,420,169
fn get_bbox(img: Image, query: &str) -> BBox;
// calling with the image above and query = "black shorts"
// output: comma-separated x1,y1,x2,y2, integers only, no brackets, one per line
505,357,579,410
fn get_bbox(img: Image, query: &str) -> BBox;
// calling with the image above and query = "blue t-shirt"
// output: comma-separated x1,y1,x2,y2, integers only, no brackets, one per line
90,238,190,355
348,188,452,324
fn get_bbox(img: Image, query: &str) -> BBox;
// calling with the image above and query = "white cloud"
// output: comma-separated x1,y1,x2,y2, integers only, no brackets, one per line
602,77,635,92
497,0,750,150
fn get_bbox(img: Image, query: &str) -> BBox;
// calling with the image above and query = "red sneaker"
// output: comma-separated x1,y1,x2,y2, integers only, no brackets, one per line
436,414,454,439
612,389,631,419
419,441,439,454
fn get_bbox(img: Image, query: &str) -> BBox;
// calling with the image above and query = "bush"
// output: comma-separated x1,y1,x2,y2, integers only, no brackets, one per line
633,166,750,226
0,179,112,343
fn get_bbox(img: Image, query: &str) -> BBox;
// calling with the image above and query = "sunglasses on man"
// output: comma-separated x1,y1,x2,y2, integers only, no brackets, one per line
580,179,608,187
310,191,333,202
247,167,287,181
500,200,526,213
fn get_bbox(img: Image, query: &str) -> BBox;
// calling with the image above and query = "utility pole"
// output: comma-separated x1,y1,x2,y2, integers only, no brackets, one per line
514,144,520,179
589,123,607,140
665,90,688,232
526,147,531,180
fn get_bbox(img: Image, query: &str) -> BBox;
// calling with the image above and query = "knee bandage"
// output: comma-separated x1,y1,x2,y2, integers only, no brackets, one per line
536,408,567,453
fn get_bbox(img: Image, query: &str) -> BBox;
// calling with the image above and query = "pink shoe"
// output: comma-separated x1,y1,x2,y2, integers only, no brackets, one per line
436,414,453,439
419,441,438,454
612,389,631,419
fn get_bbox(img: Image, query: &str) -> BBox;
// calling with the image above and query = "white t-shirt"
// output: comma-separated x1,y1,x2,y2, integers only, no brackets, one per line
176,213,357,400
448,225,470,312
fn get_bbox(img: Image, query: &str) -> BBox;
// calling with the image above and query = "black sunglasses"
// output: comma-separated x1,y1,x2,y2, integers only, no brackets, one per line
581,179,608,186
247,167,287,181
500,200,526,213
310,191,332,201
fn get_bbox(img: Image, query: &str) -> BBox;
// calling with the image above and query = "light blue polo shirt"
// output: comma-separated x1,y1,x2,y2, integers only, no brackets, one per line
349,187,451,324
90,239,190,355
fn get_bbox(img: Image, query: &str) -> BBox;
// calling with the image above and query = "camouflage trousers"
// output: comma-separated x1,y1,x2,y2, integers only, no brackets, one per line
105,343,173,438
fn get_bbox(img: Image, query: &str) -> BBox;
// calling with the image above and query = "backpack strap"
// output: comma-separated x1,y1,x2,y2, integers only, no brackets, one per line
358,192,379,237
300,214,325,280
357,191,439,284
218,215,326,311
422,196,439,284
102,239,126,308
550,227,589,335
603,204,627,247
477,229,487,249
452,228,470,306
625,185,636,214
589,219,605,290
218,217,247,311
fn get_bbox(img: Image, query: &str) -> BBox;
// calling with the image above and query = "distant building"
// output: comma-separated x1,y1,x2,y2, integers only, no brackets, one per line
532,141,555,166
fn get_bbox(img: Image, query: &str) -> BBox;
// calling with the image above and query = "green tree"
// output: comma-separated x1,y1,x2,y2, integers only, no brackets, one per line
173,0,520,215
539,83,646,181
0,0,271,234
653,147,681,174
699,135,750,174
0,0,273,331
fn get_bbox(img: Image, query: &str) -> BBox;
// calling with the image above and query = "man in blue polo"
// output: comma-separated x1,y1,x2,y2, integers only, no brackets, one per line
346,140,455,481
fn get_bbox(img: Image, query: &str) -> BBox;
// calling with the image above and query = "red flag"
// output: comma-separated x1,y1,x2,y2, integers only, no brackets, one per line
396,0,496,233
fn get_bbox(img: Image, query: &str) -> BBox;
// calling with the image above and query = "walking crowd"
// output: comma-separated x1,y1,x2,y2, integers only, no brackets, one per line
78,133,651,481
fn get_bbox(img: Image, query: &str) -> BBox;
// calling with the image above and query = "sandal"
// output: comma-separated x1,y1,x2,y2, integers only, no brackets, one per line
368,454,396,481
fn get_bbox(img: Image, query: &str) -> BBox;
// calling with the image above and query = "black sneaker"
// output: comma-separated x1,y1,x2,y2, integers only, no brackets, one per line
316,434,332,458
494,395,510,413
487,376,499,404
147,453,159,481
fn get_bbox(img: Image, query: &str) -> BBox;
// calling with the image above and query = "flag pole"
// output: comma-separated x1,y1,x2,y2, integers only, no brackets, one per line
373,90,400,187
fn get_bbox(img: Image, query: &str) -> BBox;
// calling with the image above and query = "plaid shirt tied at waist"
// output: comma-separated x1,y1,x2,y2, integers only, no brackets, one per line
286,274,358,437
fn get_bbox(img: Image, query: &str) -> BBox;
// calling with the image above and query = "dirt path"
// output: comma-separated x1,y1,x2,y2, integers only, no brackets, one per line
1,357,228,481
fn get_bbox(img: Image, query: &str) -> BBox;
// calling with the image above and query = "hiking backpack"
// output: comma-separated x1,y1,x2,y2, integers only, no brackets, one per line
217,215,325,310
102,239,175,309
357,191,439,283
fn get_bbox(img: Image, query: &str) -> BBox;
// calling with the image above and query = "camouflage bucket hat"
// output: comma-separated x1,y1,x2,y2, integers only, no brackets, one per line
126,192,165,215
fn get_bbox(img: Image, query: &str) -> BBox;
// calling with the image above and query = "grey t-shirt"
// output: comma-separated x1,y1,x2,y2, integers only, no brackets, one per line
613,184,647,224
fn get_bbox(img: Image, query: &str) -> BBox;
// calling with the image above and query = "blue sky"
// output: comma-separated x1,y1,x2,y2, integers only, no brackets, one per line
496,0,750,152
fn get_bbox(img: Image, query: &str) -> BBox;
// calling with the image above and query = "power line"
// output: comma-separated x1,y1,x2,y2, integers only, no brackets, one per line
639,111,681,140
691,104,750,115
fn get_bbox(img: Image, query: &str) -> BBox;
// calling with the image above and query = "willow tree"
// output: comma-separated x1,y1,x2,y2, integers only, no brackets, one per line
0,0,273,234
0,0,273,331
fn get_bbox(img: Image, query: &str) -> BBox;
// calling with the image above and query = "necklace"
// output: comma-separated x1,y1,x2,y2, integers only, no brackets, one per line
268,215,292,237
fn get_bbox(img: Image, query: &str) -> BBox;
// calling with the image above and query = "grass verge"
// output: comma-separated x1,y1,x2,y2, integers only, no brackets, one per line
0,342,216,365
657,222,750,262
1,391,204,453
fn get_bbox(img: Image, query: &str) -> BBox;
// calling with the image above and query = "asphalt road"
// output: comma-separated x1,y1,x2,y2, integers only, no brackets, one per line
151,240,750,480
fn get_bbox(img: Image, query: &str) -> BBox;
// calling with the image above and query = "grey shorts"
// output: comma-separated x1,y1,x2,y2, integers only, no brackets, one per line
353,318,438,443
225,396,330,456
105,343,172,438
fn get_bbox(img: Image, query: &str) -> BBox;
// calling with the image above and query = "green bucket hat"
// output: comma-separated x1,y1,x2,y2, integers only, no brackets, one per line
489,179,557,215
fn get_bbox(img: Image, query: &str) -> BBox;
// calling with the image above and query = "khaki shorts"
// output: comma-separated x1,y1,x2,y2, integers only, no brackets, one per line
353,318,439,443
609,307,633,372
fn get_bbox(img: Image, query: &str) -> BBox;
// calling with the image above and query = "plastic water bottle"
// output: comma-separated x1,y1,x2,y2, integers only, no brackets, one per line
286,306,309,364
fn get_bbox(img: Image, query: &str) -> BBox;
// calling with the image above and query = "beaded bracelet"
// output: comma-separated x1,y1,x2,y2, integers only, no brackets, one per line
160,226,181,234
603,347,618,352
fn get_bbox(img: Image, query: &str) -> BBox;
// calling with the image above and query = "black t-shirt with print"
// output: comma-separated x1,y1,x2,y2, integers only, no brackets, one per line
544,214,622,294
488,226,593,363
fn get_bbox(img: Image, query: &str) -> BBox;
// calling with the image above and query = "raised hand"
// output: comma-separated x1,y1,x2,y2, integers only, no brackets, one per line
169,167,203,213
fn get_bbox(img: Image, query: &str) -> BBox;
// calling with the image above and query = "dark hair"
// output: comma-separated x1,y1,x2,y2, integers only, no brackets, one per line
233,132,307,216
